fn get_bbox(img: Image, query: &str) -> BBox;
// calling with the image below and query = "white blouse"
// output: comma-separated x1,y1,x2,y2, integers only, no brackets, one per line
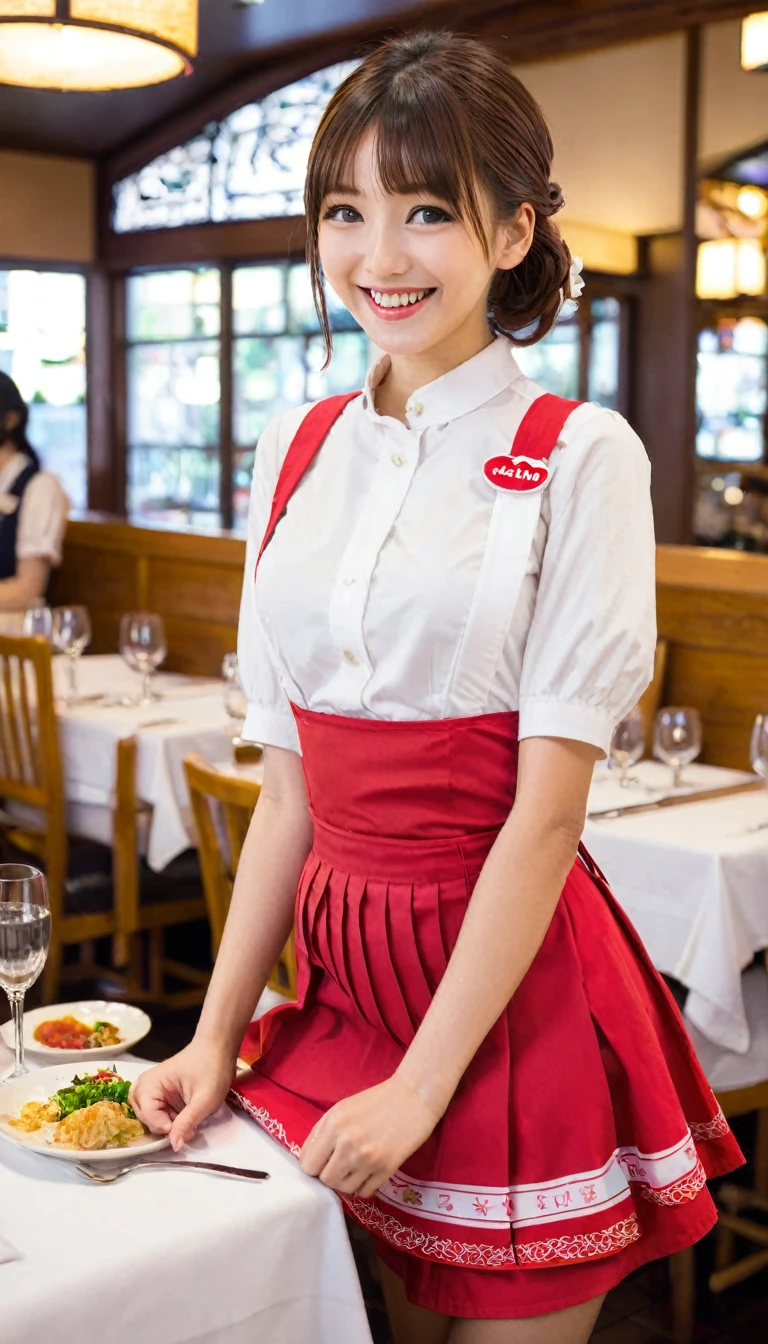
0,452,68,567
238,337,656,758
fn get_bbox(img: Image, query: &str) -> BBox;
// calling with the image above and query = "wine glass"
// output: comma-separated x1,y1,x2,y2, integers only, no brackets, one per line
51,605,91,702
0,864,50,1077
222,653,248,745
22,605,52,642
751,714,768,782
222,652,239,684
653,707,703,788
609,707,646,787
119,612,167,706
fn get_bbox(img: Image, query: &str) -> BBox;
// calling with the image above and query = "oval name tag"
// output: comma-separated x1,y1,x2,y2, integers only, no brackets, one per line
483,454,552,494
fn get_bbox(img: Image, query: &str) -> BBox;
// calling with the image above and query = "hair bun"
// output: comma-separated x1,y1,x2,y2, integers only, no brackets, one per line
548,182,565,213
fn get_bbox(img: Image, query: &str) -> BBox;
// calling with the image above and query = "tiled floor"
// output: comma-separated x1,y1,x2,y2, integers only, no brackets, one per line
3,935,768,1342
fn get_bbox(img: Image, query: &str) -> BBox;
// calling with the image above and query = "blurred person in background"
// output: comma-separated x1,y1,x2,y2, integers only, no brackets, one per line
0,371,68,619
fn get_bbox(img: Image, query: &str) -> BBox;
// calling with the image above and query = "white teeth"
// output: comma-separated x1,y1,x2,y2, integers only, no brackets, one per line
370,289,429,308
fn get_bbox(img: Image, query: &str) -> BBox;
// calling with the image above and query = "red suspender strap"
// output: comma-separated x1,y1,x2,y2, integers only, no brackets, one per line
510,392,583,460
255,391,362,573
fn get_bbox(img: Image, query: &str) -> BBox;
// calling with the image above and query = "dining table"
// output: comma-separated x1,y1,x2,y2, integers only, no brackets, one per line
51,653,247,872
0,1037,373,1344
584,760,768,1055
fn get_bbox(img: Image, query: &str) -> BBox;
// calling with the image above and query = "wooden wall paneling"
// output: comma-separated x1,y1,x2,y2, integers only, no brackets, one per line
51,519,245,674
663,644,768,769
656,585,768,656
656,543,768,769
53,524,768,768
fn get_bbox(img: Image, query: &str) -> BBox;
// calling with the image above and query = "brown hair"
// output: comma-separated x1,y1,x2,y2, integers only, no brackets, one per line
305,31,572,358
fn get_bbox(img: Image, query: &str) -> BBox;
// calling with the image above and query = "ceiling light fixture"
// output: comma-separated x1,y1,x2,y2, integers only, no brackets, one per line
696,238,767,299
0,1,198,91
741,12,768,70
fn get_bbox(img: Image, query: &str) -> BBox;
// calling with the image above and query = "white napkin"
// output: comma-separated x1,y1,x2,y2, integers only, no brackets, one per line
0,1232,22,1265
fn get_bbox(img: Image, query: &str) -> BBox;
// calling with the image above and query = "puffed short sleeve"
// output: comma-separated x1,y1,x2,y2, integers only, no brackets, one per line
237,411,304,753
517,407,656,757
17,472,68,565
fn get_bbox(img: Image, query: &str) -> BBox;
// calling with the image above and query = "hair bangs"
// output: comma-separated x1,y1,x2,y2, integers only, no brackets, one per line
307,81,488,250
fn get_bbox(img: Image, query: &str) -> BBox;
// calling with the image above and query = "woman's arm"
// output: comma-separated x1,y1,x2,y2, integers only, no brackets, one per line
0,556,50,610
300,733,599,1196
130,744,313,1148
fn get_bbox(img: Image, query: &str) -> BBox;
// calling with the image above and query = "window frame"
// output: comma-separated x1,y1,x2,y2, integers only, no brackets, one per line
116,257,634,532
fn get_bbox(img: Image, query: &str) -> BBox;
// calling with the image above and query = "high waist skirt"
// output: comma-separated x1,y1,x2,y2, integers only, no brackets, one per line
231,707,743,1318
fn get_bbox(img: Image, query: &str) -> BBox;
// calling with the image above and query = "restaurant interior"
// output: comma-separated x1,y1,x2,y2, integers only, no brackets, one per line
2,1,768,1341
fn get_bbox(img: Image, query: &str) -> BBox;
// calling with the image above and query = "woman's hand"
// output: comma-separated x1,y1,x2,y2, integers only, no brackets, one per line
299,1076,441,1198
129,1038,237,1152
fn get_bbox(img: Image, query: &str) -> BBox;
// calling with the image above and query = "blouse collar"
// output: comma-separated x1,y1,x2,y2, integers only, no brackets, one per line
361,337,524,431
0,452,32,494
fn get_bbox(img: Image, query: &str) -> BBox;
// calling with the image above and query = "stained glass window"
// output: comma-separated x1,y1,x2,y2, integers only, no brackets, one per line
0,269,87,509
112,61,359,233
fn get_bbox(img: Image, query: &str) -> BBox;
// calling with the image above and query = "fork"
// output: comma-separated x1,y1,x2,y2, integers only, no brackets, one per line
76,1159,270,1183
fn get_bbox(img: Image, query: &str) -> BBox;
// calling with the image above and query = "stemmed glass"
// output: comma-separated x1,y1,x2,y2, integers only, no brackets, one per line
222,653,248,746
51,606,91,702
119,613,167,706
22,605,53,642
609,707,645,787
653,707,703,789
751,714,768,782
0,865,50,1077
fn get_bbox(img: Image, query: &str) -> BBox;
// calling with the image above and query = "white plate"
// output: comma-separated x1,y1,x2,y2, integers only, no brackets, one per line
0,1000,151,1063
0,1059,169,1163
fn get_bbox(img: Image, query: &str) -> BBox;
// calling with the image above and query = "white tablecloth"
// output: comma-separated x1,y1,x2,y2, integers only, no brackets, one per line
53,655,252,871
0,1042,372,1344
584,763,768,1054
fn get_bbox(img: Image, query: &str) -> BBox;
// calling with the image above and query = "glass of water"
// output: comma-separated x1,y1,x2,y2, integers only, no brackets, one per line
52,605,91,702
222,653,248,746
119,612,167,705
653,707,703,789
0,864,50,1077
22,605,53,642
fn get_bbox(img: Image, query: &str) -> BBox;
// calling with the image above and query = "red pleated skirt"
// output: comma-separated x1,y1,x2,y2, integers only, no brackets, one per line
231,708,743,1319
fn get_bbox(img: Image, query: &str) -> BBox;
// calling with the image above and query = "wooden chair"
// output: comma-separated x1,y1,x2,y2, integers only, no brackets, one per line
111,736,209,1008
183,753,297,998
0,633,117,1002
636,638,668,745
669,958,768,1341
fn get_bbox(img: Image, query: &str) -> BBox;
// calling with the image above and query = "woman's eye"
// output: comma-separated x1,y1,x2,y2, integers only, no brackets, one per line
410,206,453,225
324,205,361,224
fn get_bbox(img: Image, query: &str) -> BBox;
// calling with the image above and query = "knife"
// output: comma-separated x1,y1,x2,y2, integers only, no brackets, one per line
588,779,763,821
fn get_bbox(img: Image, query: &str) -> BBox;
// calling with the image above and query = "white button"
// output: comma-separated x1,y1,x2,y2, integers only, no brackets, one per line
412,402,424,416
391,453,405,467
344,576,357,586
343,649,360,665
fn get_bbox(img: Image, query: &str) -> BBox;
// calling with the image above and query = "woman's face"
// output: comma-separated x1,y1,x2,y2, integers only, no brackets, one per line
318,131,533,361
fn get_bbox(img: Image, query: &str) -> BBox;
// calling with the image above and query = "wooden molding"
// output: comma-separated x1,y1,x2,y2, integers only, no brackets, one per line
657,543,768,595
102,215,308,272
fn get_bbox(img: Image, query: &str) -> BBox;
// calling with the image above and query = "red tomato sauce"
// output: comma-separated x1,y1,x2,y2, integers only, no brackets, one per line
34,1016,92,1050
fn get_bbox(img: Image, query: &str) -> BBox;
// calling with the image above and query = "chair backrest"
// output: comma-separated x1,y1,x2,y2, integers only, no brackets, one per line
0,634,64,815
183,754,262,957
